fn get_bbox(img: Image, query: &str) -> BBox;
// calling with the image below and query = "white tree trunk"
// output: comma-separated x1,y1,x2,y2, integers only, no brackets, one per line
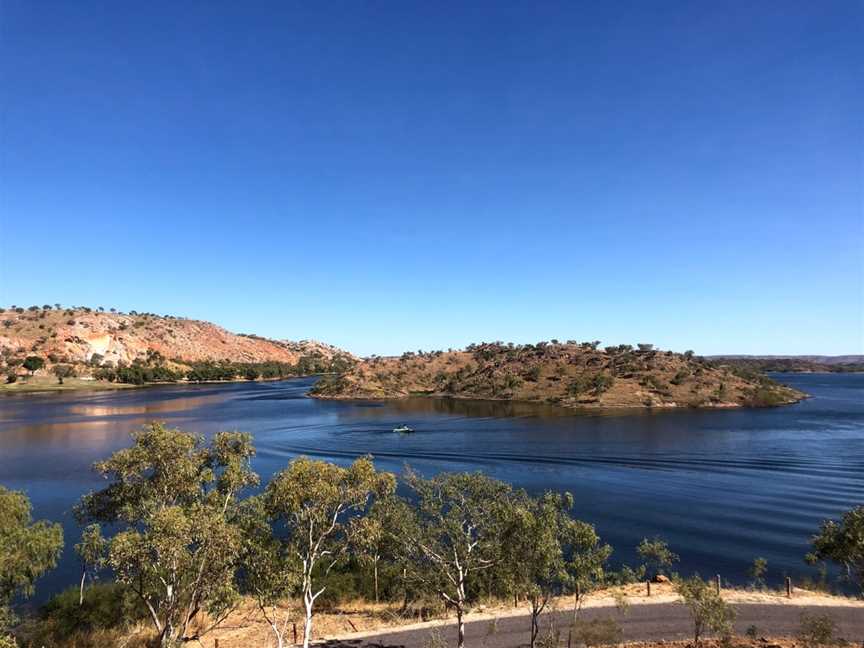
303,587,314,648
270,622,284,648
374,560,379,605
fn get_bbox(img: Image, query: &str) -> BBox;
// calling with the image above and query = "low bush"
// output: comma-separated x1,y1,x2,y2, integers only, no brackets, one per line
34,583,146,641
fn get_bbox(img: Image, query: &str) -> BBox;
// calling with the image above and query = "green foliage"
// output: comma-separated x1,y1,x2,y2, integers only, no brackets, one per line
75,524,107,604
399,470,517,648
568,372,615,399
806,505,864,596
636,536,678,579
797,611,837,647
264,456,395,648
349,495,415,605
51,364,75,384
0,486,63,635
95,354,350,386
745,386,790,407
76,423,258,646
675,574,735,647
236,496,298,648
22,356,44,375
748,557,768,589
670,370,688,385
504,491,611,647
38,583,145,638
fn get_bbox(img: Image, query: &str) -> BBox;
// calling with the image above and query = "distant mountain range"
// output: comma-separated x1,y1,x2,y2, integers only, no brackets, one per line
709,355,864,373
710,355,863,364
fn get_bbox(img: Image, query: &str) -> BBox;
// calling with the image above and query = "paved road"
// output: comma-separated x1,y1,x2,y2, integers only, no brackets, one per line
320,602,864,647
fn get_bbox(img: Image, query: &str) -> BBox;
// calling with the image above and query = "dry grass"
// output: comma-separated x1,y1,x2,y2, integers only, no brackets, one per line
192,583,862,648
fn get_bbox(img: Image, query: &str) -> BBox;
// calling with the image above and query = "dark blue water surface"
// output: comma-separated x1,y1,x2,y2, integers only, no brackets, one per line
1,373,861,602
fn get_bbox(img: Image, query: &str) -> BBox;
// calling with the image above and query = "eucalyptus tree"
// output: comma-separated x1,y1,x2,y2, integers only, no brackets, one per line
636,536,679,581
349,494,416,605
237,496,298,648
264,456,395,648
76,423,258,647
74,523,107,605
52,363,74,384
507,491,611,648
807,505,864,597
398,469,517,648
0,486,63,642
675,574,735,647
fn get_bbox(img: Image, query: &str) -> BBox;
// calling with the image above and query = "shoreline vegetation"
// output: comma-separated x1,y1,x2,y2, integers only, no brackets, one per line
3,424,862,648
0,371,337,395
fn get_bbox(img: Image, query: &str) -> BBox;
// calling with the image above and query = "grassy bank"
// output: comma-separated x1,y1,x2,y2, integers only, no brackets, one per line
0,376,137,393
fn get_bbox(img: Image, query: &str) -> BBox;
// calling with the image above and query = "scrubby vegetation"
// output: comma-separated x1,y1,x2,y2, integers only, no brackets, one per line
311,341,805,409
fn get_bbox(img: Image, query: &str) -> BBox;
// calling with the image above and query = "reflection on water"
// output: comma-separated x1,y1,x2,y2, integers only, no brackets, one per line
67,393,226,417
0,373,862,602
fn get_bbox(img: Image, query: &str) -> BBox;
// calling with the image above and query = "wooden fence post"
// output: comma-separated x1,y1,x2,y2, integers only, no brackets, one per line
214,640,219,648
715,574,721,595
786,577,792,598
568,628,572,648
646,580,651,597
293,622,298,644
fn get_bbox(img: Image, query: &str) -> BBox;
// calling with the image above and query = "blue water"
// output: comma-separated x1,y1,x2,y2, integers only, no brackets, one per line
0,372,861,602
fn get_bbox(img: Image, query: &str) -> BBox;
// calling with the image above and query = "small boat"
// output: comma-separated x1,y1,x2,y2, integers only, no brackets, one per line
393,425,414,434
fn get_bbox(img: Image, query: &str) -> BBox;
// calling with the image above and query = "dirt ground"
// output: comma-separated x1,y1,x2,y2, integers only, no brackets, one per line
173,583,863,648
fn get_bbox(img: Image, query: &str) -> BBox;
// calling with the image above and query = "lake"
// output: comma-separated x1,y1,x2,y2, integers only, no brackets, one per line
1,372,861,602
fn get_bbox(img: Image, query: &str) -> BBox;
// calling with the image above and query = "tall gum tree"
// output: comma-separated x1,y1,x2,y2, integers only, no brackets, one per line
399,469,517,648
264,456,395,648
506,491,611,648
75,423,258,647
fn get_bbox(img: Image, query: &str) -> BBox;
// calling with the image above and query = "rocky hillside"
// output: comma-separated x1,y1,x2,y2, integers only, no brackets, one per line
0,305,354,379
311,341,806,409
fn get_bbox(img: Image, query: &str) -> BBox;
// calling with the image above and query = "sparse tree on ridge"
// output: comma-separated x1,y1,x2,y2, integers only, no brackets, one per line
23,355,44,376
52,363,74,384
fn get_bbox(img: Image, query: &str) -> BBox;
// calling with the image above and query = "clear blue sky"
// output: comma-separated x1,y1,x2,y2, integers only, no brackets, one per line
1,1,861,357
